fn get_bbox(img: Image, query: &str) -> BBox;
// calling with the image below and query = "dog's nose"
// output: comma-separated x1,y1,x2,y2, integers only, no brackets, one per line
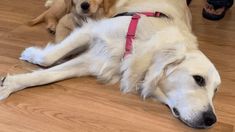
202,111,217,127
81,2,90,11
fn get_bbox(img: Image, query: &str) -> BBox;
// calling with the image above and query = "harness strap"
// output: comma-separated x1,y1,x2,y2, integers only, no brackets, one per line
125,14,141,56
124,12,163,57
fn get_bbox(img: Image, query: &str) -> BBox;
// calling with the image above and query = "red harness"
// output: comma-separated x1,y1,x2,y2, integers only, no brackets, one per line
121,12,165,57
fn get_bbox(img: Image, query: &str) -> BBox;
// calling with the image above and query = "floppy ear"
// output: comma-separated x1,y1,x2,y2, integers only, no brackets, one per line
64,0,74,13
102,0,116,14
141,49,185,99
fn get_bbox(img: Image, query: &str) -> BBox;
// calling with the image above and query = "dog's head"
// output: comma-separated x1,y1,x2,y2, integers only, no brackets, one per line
141,47,221,129
67,0,115,17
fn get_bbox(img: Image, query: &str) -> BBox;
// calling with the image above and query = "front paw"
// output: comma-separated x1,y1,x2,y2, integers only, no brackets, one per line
0,77,13,100
20,47,44,64
47,23,56,35
120,78,135,94
20,46,53,67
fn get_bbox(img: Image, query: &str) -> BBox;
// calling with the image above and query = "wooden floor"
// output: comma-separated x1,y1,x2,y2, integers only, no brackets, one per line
0,0,234,132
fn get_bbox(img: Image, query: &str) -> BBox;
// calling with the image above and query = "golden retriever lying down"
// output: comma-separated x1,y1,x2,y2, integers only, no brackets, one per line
55,0,117,42
28,0,117,42
1,0,220,129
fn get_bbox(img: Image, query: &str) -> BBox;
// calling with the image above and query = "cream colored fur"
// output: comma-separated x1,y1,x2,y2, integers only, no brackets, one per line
0,0,221,129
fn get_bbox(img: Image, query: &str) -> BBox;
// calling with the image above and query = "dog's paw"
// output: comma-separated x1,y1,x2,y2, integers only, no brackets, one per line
47,28,56,35
20,47,44,64
120,70,137,93
0,77,13,100
47,23,56,35
120,79,134,94
20,46,54,67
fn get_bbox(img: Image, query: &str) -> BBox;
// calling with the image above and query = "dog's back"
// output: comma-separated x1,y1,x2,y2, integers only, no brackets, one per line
115,0,192,30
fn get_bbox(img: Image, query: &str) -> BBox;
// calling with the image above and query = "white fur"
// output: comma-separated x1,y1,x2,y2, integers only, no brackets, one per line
0,0,220,129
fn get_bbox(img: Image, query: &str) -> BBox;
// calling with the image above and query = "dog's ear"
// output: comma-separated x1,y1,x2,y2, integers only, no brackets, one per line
141,48,185,99
64,0,74,13
102,0,116,14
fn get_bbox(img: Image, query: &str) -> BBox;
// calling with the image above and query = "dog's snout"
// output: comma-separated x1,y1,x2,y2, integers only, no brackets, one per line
81,2,90,11
179,106,217,128
202,111,217,127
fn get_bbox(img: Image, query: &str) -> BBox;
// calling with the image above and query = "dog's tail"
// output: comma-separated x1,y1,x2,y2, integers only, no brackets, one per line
27,11,47,26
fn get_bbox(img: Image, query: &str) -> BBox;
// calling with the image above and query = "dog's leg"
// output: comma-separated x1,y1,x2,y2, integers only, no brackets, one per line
46,16,58,34
120,53,154,94
20,29,91,67
55,14,76,43
120,36,162,94
0,55,91,100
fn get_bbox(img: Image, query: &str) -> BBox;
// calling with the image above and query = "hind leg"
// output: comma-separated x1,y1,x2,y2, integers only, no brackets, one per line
0,55,92,100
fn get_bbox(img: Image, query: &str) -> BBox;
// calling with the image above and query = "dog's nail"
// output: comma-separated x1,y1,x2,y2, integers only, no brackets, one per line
1,77,6,87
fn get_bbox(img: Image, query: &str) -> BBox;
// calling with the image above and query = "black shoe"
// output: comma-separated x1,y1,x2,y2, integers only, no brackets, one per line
202,0,234,20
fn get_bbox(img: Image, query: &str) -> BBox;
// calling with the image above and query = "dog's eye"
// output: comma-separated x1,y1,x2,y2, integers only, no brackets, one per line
193,75,206,87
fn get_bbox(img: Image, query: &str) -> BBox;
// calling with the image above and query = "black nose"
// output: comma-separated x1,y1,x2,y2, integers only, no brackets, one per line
81,2,90,10
203,111,217,127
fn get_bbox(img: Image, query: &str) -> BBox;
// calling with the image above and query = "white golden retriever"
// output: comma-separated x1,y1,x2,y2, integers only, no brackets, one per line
0,0,221,129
